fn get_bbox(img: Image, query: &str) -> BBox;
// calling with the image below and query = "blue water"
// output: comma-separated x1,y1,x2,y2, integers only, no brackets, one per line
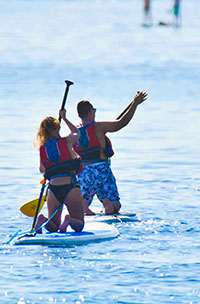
1,0,200,303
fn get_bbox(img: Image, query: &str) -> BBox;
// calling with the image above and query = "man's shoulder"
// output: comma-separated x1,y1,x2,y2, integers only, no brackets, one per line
94,121,107,129
95,120,116,134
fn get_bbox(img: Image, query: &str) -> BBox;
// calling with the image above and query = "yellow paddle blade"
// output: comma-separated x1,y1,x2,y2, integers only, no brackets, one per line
20,195,46,217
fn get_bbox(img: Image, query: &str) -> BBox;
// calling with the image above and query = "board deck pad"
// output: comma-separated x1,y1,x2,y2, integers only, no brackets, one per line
10,222,119,246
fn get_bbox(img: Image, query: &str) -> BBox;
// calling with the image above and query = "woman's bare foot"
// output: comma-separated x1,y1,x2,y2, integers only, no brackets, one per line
59,215,71,233
34,214,47,233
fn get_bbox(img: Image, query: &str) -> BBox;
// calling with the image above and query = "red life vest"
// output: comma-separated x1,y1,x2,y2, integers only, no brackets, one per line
40,137,81,180
73,122,114,164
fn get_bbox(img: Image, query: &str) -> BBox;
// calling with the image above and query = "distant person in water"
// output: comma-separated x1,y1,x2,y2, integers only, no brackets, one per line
173,0,181,27
34,109,84,233
73,91,148,215
143,0,153,26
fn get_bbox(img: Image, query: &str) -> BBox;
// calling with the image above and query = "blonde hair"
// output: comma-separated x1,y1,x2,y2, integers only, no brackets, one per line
34,116,60,148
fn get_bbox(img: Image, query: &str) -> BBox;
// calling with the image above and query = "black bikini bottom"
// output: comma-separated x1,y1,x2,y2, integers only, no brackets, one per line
48,183,80,204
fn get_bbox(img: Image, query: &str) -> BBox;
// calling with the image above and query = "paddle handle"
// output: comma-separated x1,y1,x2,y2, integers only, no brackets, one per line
58,80,74,122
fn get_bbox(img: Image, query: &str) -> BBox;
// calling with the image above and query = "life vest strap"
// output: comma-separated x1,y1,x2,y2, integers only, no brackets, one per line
77,147,100,160
78,142,114,162
81,159,109,165
44,159,81,180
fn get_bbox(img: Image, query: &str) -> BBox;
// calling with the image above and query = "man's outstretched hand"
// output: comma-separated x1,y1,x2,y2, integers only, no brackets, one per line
134,91,148,105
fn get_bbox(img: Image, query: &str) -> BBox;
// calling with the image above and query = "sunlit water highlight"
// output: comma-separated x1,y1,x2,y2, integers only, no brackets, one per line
0,0,200,303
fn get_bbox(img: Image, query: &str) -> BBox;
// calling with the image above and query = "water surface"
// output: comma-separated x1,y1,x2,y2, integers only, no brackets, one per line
0,0,200,303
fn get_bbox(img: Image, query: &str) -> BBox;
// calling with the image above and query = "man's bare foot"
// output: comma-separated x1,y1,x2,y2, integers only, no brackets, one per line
59,215,71,233
83,200,95,215
103,199,114,215
85,209,96,216
34,214,47,233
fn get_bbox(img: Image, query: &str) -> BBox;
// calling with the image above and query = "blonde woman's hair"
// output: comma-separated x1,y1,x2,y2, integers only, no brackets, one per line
34,116,60,148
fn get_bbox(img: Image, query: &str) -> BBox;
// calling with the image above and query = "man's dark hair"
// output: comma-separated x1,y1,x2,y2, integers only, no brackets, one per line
77,100,94,118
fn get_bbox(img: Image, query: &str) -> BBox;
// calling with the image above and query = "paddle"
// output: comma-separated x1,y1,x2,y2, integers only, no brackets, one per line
22,80,74,228
116,102,132,120
20,195,46,217
20,94,132,217
116,91,143,120
31,80,74,230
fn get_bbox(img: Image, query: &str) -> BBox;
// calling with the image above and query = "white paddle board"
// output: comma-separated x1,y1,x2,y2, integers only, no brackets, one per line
10,222,119,246
85,209,138,223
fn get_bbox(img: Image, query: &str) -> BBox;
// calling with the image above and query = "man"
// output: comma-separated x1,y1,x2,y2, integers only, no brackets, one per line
143,0,153,26
74,91,147,215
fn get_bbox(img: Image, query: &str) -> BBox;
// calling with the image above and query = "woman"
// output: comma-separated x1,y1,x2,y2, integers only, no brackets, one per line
34,109,84,233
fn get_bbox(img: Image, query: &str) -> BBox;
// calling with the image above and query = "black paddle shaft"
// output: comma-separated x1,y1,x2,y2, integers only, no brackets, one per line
31,80,74,230
58,80,74,122
117,91,143,120
31,180,46,230
116,102,132,120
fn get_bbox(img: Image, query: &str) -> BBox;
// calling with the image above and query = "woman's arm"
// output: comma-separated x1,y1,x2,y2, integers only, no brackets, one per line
39,158,45,174
59,109,80,135
67,132,80,145
59,109,80,145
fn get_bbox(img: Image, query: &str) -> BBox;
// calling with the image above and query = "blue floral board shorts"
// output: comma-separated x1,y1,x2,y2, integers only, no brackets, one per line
78,161,120,206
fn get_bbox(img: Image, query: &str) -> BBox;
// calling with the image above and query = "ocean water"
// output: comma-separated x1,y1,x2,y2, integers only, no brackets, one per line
1,0,200,303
